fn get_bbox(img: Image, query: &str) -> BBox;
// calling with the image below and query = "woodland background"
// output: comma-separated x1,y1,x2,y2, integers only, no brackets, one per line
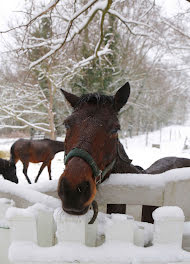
0,0,189,140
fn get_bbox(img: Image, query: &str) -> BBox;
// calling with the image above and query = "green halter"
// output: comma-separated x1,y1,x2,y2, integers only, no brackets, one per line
64,148,116,184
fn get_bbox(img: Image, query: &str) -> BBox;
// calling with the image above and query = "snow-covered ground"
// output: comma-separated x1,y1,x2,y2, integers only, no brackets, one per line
1,125,190,185
122,125,190,169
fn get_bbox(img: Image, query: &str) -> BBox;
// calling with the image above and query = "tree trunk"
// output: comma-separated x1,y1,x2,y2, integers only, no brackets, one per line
48,80,56,139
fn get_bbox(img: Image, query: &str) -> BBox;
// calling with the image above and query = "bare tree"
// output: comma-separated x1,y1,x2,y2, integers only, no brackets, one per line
0,0,189,138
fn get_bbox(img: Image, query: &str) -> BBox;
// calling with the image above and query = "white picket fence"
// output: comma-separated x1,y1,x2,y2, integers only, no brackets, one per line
1,168,190,263
0,198,190,264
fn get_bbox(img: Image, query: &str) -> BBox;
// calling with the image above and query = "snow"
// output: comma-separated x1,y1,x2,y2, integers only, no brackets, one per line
0,179,61,209
54,207,86,224
153,206,185,222
9,241,190,263
0,219,9,229
29,179,59,193
108,213,133,223
104,167,190,189
124,125,190,169
0,198,15,206
6,203,53,220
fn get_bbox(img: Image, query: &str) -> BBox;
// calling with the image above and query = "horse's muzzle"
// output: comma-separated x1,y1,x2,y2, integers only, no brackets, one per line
62,200,98,224
62,205,89,215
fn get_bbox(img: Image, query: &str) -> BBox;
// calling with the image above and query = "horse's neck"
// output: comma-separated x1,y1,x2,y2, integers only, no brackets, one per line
112,140,141,174
53,141,65,153
112,158,140,173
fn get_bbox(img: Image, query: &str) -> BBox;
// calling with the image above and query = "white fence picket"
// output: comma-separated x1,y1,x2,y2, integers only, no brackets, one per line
1,168,190,263
5,203,190,264
0,198,15,264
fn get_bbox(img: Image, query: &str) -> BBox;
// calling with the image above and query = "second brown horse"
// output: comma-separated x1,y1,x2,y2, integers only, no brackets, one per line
10,138,64,184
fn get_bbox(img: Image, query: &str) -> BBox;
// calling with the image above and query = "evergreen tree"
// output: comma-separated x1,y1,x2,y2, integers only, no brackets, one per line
28,16,56,139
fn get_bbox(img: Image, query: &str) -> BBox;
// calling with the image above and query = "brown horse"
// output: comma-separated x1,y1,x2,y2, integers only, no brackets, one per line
0,158,18,183
10,138,64,184
145,156,190,174
57,83,190,223
57,82,141,217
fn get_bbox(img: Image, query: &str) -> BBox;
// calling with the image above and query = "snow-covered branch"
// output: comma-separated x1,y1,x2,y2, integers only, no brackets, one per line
162,19,190,40
73,44,112,71
94,0,112,56
29,0,101,68
109,9,154,29
0,0,60,34
139,0,155,20
0,106,51,133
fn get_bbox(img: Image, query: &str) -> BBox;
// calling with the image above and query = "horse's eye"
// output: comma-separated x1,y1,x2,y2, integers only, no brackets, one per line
64,122,70,129
110,126,120,135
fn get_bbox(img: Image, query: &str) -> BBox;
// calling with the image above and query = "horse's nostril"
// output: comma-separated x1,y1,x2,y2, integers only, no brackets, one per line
77,181,90,194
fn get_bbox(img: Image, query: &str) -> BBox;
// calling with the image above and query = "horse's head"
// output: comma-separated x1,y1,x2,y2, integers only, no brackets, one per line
58,82,130,215
4,161,18,184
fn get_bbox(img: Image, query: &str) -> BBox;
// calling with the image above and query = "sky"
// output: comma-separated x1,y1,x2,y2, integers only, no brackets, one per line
0,0,24,31
158,0,189,16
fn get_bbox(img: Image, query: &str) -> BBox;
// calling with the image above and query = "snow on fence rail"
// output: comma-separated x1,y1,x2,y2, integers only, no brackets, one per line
1,198,190,264
1,167,190,221
0,179,61,209
0,168,190,263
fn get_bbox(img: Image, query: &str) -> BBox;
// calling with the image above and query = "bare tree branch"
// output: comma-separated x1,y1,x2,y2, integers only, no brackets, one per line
0,106,51,132
139,0,155,20
108,9,158,42
29,0,106,68
162,18,190,39
0,0,60,34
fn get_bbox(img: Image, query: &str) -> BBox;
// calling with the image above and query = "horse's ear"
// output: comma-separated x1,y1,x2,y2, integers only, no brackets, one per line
61,89,79,108
114,82,130,111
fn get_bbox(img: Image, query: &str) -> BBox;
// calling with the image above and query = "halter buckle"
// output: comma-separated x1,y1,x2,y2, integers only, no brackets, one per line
95,170,102,184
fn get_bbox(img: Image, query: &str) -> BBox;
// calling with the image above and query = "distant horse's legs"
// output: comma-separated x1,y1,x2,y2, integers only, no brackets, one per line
34,159,49,183
23,161,31,184
47,161,52,180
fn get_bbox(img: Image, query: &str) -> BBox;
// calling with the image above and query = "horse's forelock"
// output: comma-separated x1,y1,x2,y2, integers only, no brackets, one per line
76,93,114,108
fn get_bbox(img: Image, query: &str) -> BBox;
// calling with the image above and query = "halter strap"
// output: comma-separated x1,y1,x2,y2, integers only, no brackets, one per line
64,148,116,184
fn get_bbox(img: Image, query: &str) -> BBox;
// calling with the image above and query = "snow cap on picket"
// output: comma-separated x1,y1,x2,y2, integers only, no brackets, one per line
153,206,184,222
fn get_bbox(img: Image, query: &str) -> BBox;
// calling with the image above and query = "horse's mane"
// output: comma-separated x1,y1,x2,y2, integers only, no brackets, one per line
76,93,114,107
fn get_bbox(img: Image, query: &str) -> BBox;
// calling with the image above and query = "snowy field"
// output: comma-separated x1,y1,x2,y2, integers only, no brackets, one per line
1,125,190,185
123,125,190,169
